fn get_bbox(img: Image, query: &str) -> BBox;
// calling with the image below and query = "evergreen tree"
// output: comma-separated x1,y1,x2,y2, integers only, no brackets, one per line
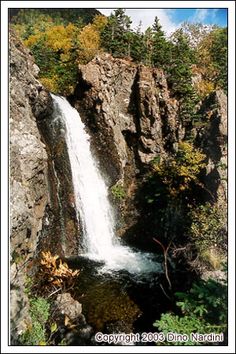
151,17,171,68
167,29,199,125
143,27,154,66
101,9,132,57
209,27,227,92
127,22,146,62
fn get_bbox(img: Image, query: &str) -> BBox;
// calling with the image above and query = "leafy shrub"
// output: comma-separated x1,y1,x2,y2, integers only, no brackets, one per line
154,276,227,345
152,142,206,197
20,297,50,345
154,314,207,345
189,203,227,269
110,183,126,200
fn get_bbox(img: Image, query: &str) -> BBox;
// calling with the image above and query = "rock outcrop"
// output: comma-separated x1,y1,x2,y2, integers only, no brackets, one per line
74,54,182,182
197,90,227,206
10,30,52,340
73,53,227,246
10,30,82,342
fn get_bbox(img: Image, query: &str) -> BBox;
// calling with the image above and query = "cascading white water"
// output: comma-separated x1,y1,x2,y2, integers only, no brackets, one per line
52,94,160,274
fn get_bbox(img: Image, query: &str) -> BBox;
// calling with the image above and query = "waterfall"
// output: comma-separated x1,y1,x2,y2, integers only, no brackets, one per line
51,95,160,274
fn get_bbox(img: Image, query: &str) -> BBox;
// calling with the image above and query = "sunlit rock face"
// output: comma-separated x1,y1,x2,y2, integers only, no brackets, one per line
73,53,227,248
10,29,52,341
74,54,182,179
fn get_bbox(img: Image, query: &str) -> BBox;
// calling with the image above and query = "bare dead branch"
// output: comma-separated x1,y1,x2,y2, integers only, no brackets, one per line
153,237,172,290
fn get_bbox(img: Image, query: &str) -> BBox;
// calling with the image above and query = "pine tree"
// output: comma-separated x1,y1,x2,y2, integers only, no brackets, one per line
129,22,146,63
101,9,132,58
167,29,199,125
143,27,154,66
151,17,171,68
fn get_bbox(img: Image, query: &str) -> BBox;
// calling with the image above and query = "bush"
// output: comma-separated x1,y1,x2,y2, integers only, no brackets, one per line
20,252,80,345
189,202,227,269
20,297,50,345
110,183,126,201
152,142,206,197
154,276,227,345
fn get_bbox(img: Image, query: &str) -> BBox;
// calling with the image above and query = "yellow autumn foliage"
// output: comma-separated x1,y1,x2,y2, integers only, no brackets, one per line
92,14,108,31
24,33,44,47
78,24,100,62
39,76,59,93
40,251,80,288
19,15,107,93
45,23,79,52
194,79,215,99
153,142,206,196
77,15,107,63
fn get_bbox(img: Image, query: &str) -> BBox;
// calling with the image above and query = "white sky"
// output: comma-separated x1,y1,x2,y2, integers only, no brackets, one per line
99,8,178,35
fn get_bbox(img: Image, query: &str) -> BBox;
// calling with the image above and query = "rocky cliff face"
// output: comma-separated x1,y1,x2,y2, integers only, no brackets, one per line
10,31,80,342
74,54,182,180
10,30,52,339
72,54,184,238
73,54,227,242
197,90,227,206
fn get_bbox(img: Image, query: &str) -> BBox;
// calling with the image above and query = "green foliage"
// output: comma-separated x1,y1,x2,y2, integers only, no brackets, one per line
24,276,34,296
111,183,126,200
11,250,24,265
196,27,227,93
20,297,50,345
209,28,227,92
167,29,200,124
189,202,227,269
154,276,227,345
22,22,80,95
10,8,99,27
189,203,227,250
101,9,132,58
151,17,171,68
29,297,50,323
11,8,227,97
154,314,207,345
11,10,104,95
176,278,227,324
153,142,206,197
129,23,146,63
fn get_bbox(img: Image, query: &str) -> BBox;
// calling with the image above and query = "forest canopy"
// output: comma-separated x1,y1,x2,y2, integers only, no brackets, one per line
10,8,227,96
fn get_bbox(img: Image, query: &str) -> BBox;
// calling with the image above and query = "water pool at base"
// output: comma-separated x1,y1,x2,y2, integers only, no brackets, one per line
67,256,171,345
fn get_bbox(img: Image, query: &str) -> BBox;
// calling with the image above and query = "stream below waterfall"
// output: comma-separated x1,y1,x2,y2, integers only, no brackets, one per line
51,95,170,345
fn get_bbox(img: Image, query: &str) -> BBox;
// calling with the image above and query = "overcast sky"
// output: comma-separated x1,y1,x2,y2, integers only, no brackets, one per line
98,8,227,35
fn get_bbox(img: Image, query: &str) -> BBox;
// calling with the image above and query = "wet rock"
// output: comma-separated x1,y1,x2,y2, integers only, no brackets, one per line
36,100,80,257
75,53,138,182
55,293,82,320
31,89,53,119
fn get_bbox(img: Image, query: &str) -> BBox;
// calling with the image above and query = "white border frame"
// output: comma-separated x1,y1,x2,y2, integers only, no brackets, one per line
1,1,235,353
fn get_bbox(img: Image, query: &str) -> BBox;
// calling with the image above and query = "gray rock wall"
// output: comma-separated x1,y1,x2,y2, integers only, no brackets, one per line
74,53,227,242
10,30,52,340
